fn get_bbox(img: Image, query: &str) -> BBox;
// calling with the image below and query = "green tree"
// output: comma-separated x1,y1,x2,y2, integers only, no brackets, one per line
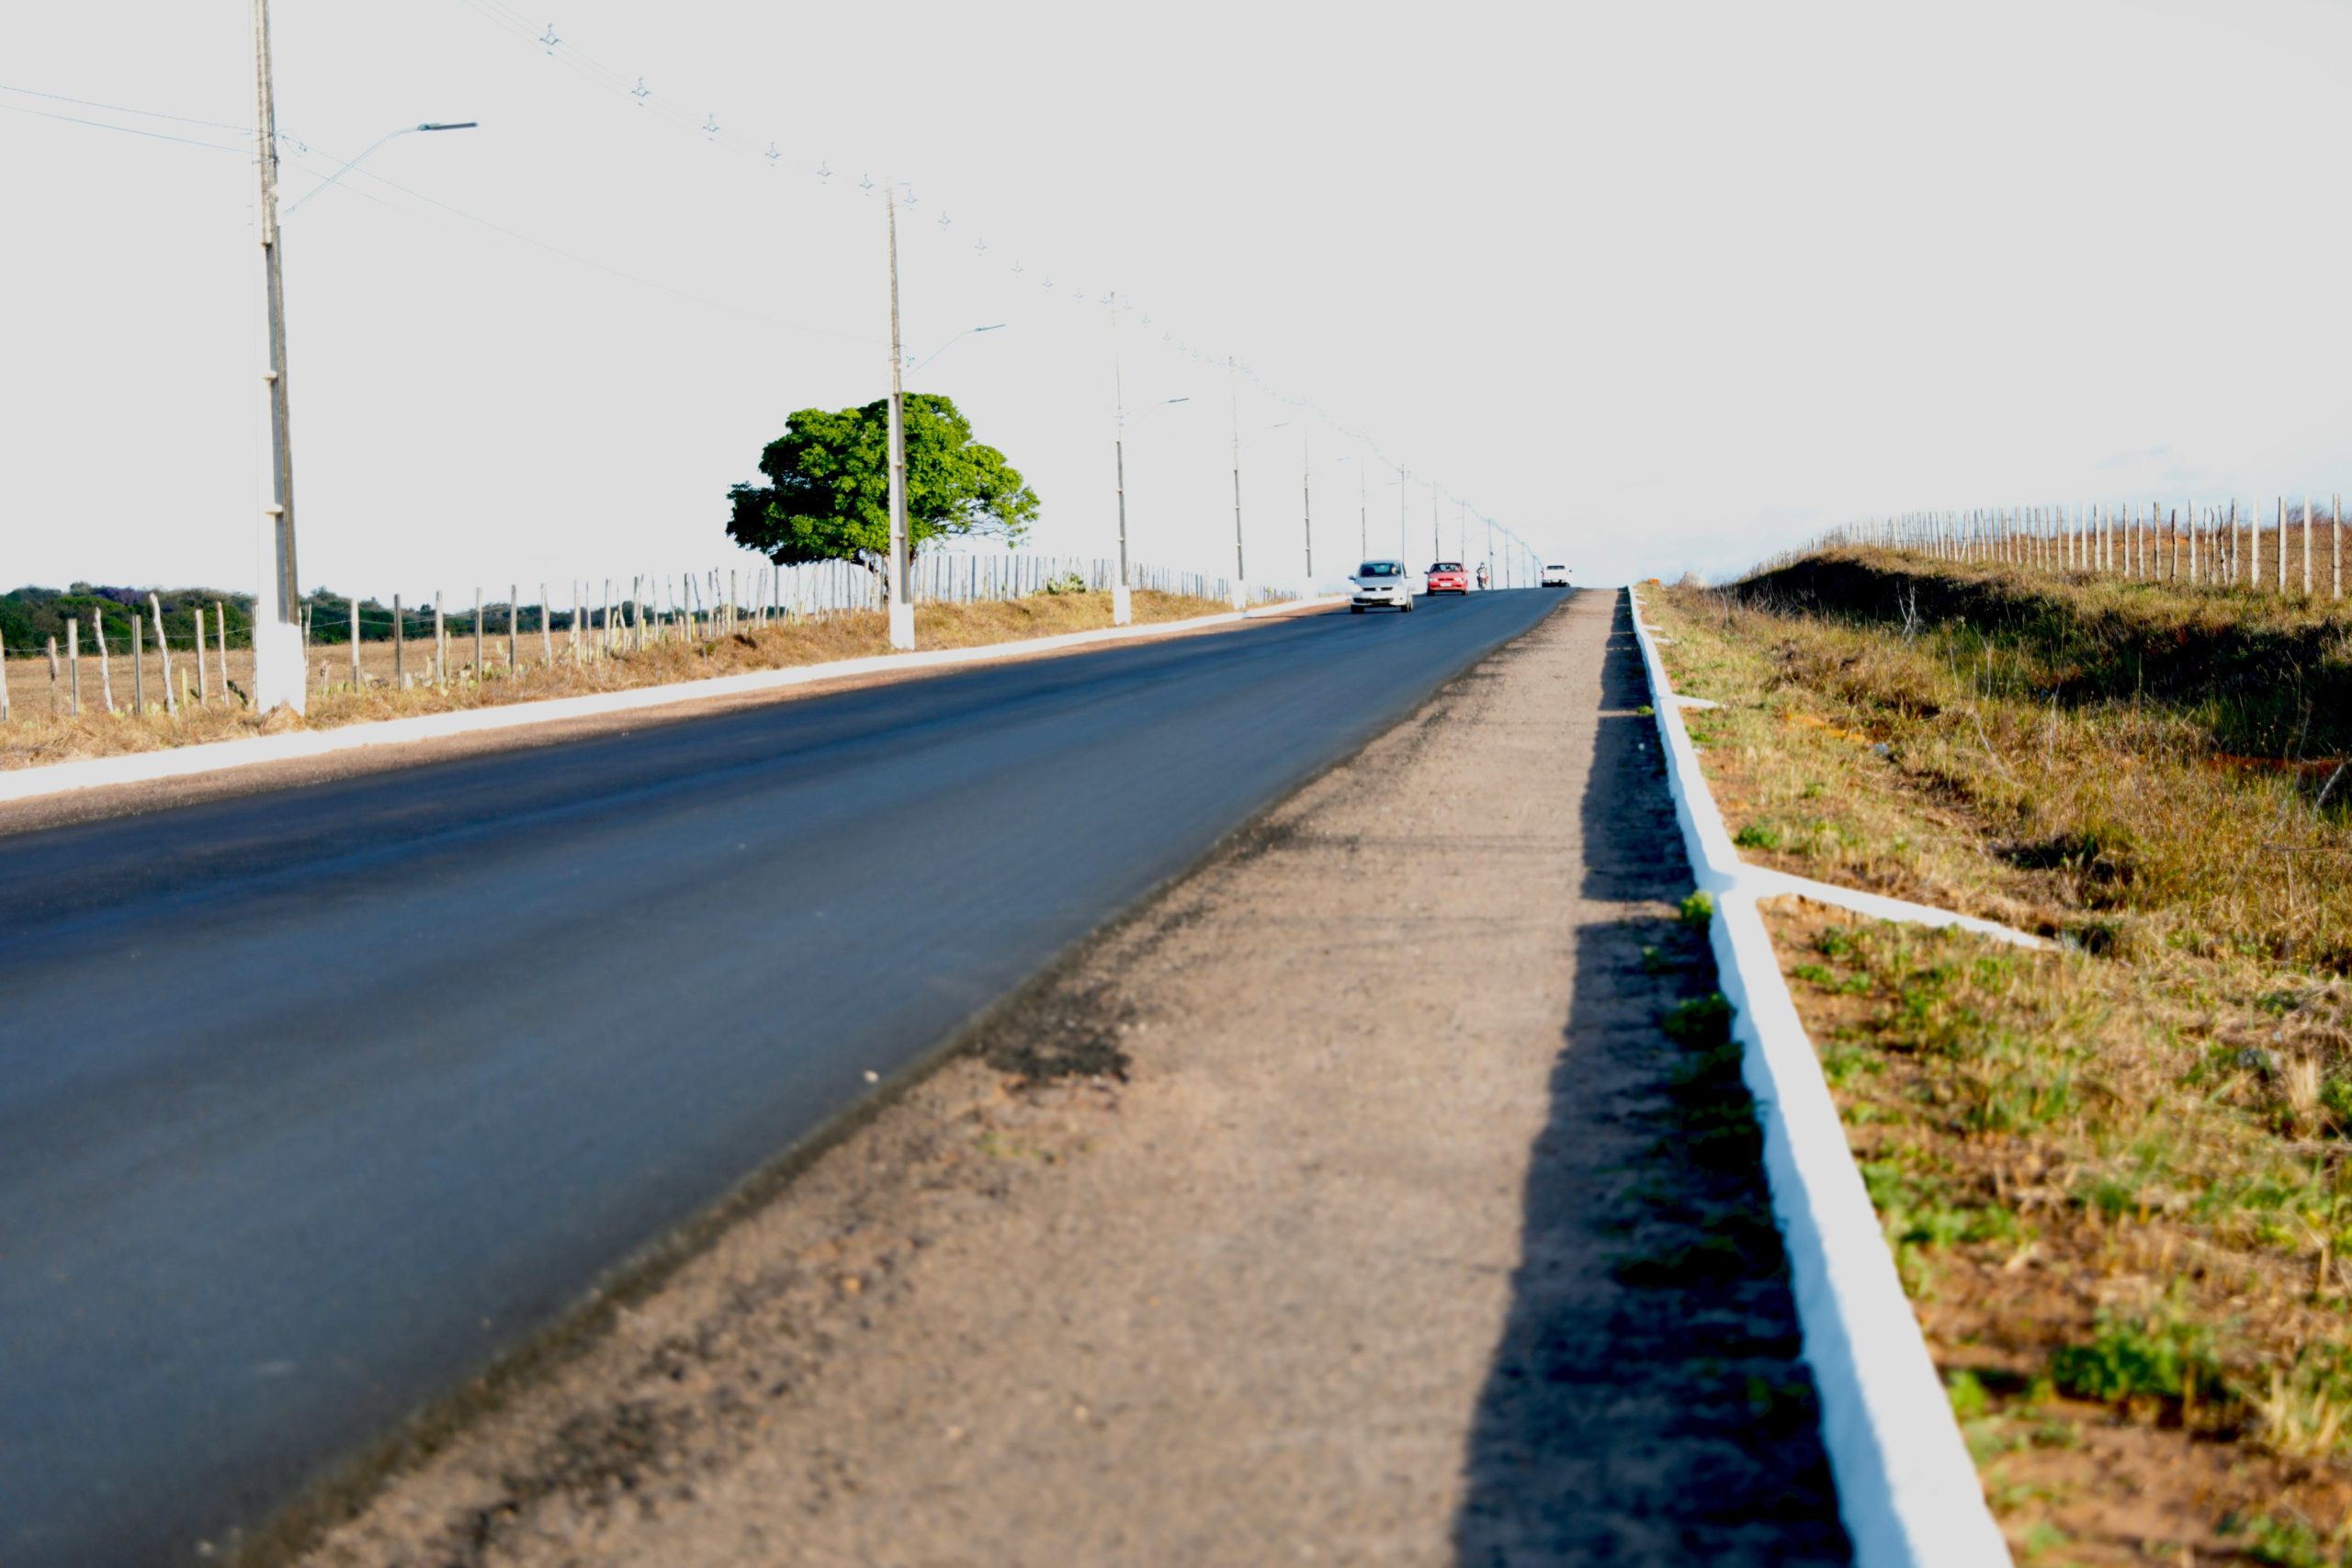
726,394,1038,592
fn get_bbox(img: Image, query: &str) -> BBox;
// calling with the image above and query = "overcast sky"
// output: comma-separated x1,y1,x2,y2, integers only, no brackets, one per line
7,0,2352,601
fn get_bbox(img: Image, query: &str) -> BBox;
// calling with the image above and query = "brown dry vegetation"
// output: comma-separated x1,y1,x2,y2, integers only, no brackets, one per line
0,589,1227,773
1648,552,2352,1565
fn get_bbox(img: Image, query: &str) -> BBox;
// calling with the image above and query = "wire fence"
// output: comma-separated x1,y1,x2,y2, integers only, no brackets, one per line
1774,497,2349,599
1,553,1292,722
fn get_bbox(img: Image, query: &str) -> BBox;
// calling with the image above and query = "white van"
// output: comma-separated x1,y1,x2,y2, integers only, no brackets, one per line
1541,564,1570,587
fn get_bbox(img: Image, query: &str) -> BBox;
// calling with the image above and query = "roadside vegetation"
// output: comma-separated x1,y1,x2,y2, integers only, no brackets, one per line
1647,550,2352,1562
0,588,1226,773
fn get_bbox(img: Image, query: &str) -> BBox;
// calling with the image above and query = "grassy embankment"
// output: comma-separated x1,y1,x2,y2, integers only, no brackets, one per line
0,589,1227,772
1647,552,2352,1564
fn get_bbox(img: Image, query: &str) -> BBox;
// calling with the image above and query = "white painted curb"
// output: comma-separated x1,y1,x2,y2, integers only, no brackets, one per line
0,596,1347,807
1626,584,2012,1568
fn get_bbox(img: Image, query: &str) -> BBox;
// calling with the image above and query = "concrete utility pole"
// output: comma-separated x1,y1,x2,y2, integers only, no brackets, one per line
1358,468,1367,559
1110,299,1133,626
1227,356,1247,609
1300,434,1313,588
1430,485,1441,564
1398,466,1409,562
884,180,913,650
251,0,304,713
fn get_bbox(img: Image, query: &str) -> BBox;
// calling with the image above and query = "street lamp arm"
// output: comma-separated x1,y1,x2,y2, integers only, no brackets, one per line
1128,395,1190,429
910,322,1007,373
283,119,476,218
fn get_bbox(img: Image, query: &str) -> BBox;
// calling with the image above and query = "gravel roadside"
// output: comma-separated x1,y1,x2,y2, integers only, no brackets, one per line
283,587,1848,1567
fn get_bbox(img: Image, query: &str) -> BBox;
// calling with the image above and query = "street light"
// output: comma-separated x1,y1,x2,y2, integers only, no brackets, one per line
282,120,478,218
244,6,478,711
1334,456,1366,561
884,179,912,650
1223,364,1290,609
909,322,1005,373
1113,392,1188,626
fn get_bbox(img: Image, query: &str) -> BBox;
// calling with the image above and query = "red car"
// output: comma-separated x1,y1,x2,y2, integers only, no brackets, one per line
1426,561,1470,594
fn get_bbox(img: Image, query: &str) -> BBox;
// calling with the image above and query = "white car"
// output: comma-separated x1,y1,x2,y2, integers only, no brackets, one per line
1541,563,1571,587
1350,558,1416,613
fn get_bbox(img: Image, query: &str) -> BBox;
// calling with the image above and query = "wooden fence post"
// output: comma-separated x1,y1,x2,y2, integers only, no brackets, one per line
393,593,404,686
194,605,209,704
147,592,176,714
473,588,484,677
66,621,80,716
2278,497,2289,594
93,607,114,713
131,613,145,713
2303,496,2314,597
0,627,8,724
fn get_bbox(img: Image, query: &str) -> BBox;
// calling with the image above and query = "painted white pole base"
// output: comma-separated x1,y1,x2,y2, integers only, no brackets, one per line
250,616,307,716
1112,584,1134,626
1231,579,1250,611
887,602,915,651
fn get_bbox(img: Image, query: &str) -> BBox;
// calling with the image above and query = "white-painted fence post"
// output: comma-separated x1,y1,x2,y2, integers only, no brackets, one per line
93,607,113,714
148,592,176,714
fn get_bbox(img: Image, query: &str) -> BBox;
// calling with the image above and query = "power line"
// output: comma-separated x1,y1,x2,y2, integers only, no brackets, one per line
0,81,249,134
0,100,247,155
325,158,881,345
444,11,1495,525
0,75,876,349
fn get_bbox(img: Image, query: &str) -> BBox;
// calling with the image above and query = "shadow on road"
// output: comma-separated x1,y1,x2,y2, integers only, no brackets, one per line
1450,589,1851,1565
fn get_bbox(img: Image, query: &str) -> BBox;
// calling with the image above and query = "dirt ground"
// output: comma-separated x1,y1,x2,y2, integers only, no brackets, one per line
273,588,1848,1568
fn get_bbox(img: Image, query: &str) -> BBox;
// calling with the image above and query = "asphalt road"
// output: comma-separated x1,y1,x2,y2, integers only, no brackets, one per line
0,588,1562,1566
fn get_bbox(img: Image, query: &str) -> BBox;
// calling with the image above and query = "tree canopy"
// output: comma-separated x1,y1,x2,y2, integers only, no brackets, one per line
725,394,1038,584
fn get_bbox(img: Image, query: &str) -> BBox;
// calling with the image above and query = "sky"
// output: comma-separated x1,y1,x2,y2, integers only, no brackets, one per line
6,0,2352,603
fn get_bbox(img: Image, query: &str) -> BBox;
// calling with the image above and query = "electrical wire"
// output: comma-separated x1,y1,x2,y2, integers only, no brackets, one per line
0,77,876,349
0,81,249,134
0,100,248,155
323,157,881,345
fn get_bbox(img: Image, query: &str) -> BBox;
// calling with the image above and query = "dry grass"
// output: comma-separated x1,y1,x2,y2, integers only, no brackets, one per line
1649,554,2352,1563
0,589,1227,773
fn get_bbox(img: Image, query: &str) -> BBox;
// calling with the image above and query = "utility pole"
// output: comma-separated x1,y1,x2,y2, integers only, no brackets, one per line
1110,299,1133,626
1398,465,1409,562
884,180,913,650
1359,468,1367,560
1227,356,1247,609
251,0,304,713
1485,514,1495,589
1430,484,1441,563
1301,434,1313,588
